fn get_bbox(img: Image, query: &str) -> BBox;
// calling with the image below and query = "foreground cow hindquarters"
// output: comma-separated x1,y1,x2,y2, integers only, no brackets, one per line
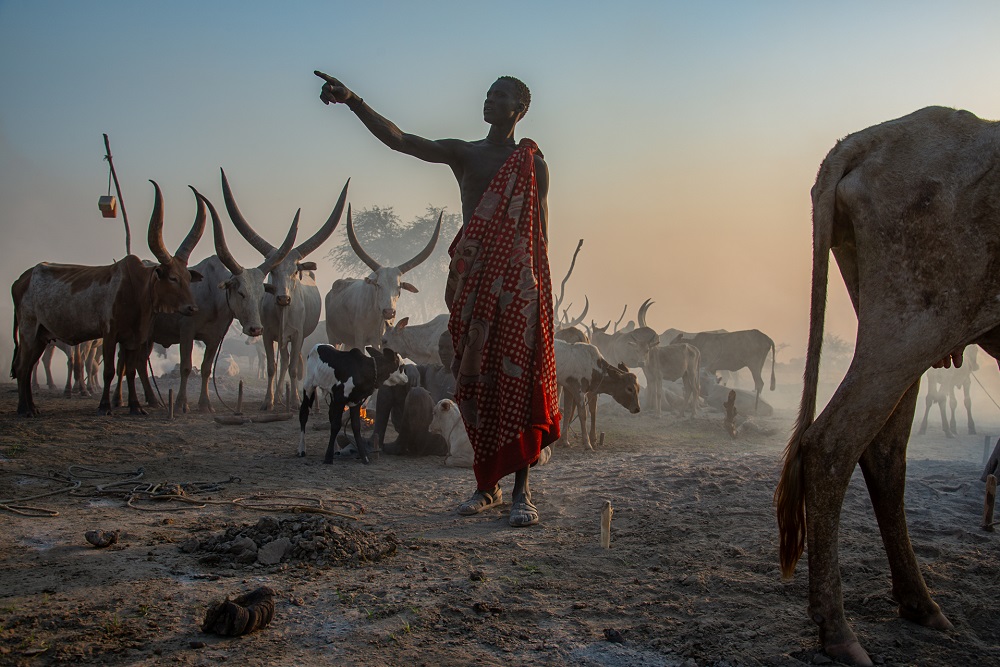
222,169,349,410
137,188,299,413
11,181,205,416
325,206,443,351
298,345,408,464
773,106,1000,666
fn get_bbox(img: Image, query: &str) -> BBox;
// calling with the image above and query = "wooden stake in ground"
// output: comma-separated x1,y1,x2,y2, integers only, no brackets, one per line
983,436,1000,482
235,381,244,416
983,474,997,532
600,500,613,548
167,389,174,420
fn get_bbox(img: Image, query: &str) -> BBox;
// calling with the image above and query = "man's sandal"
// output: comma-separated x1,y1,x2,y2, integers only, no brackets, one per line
508,494,538,527
457,487,502,515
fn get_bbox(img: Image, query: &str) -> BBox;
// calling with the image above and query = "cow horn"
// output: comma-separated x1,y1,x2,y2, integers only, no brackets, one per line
346,204,383,273
147,180,173,264
221,168,277,257
195,187,243,275
259,210,300,276
398,211,443,274
614,304,628,331
637,298,654,328
593,320,610,334
174,186,207,265
564,296,590,329
294,179,349,258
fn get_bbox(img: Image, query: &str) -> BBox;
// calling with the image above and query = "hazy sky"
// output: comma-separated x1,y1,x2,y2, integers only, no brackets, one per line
3,1,1000,369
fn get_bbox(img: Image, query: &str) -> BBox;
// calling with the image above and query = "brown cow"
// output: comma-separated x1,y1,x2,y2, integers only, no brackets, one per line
11,181,205,416
775,107,1000,665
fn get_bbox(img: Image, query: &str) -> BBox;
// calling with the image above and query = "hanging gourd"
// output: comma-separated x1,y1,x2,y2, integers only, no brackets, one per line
98,153,118,218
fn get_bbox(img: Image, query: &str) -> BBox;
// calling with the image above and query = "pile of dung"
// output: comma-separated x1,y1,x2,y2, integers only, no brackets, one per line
183,515,398,569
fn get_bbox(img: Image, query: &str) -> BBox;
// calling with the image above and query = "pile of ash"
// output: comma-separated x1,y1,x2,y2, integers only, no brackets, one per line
182,515,398,569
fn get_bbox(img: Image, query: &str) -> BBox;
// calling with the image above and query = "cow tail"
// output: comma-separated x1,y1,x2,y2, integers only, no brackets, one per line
10,306,18,379
769,338,776,391
775,144,845,580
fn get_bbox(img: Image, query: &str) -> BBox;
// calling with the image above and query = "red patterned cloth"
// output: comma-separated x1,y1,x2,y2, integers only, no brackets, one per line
445,138,561,490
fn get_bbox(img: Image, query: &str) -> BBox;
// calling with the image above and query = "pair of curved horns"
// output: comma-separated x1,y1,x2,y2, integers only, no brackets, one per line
221,168,349,261
562,296,589,329
147,180,206,266
347,207,443,275
192,187,299,277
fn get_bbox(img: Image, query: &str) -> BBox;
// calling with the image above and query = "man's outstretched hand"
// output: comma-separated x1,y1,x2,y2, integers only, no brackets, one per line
315,71,353,105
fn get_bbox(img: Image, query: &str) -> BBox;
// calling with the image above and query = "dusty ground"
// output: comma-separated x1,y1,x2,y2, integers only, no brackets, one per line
1,372,998,667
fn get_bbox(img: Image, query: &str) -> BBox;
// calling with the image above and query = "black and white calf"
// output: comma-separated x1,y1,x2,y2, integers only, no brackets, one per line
298,344,408,464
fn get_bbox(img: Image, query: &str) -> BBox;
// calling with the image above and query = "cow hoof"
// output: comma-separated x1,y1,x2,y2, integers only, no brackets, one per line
822,640,873,667
323,458,334,465
360,455,371,465
199,405,215,414
129,406,148,416
297,452,305,458
899,605,953,631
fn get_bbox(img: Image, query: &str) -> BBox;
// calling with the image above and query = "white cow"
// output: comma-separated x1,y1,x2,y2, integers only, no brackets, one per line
222,169,349,409
325,207,442,351
380,314,449,364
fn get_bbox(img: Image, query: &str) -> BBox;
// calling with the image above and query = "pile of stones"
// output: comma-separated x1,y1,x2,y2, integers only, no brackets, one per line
183,515,398,569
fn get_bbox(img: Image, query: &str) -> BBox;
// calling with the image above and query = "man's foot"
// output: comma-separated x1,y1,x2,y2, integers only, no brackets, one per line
509,493,538,527
457,487,502,516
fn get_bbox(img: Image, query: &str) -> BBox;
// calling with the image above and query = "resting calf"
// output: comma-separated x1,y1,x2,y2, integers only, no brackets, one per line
298,344,408,464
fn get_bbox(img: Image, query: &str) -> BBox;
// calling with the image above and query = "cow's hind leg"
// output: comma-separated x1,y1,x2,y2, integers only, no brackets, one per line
800,370,919,666
859,382,952,632
962,382,975,434
16,337,47,416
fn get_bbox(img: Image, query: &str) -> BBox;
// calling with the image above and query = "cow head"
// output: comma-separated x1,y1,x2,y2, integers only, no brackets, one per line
597,358,641,414
195,187,298,337
366,346,410,387
380,317,410,350
222,168,348,308
348,206,442,322
147,181,206,316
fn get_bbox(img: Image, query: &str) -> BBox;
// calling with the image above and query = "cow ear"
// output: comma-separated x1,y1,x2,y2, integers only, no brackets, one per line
154,266,166,279
397,317,409,329
189,270,204,283
364,276,375,285
364,346,376,357
400,282,419,293
298,261,317,272
264,284,276,294
618,362,628,372
218,279,232,290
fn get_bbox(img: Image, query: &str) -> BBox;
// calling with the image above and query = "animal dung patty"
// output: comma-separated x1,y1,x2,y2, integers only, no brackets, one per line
202,586,276,636
84,529,120,548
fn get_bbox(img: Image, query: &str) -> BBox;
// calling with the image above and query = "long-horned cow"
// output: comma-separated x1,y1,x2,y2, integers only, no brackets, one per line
774,107,1000,666
222,169,349,409
325,207,442,351
11,182,204,416
141,189,299,412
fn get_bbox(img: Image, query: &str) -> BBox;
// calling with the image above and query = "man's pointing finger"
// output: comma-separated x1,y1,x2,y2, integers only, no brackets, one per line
314,71,337,84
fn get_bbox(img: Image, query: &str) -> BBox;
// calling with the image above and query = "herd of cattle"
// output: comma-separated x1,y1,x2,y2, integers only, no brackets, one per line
10,170,786,451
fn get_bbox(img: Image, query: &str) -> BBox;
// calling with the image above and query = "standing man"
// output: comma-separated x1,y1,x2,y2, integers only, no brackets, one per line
316,71,561,527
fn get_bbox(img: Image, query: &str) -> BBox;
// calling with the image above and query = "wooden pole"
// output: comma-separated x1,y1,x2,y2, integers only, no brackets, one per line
235,380,244,415
983,474,996,532
167,389,174,420
102,133,132,256
285,383,291,412
982,436,1000,482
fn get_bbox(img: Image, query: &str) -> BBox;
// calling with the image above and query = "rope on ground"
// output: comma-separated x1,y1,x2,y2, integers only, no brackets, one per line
0,470,81,517
2,465,361,520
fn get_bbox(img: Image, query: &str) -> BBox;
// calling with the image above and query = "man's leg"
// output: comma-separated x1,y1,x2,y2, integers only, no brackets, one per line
509,466,538,527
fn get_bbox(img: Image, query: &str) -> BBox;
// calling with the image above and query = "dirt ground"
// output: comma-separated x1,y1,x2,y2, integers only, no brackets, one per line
1,372,998,667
